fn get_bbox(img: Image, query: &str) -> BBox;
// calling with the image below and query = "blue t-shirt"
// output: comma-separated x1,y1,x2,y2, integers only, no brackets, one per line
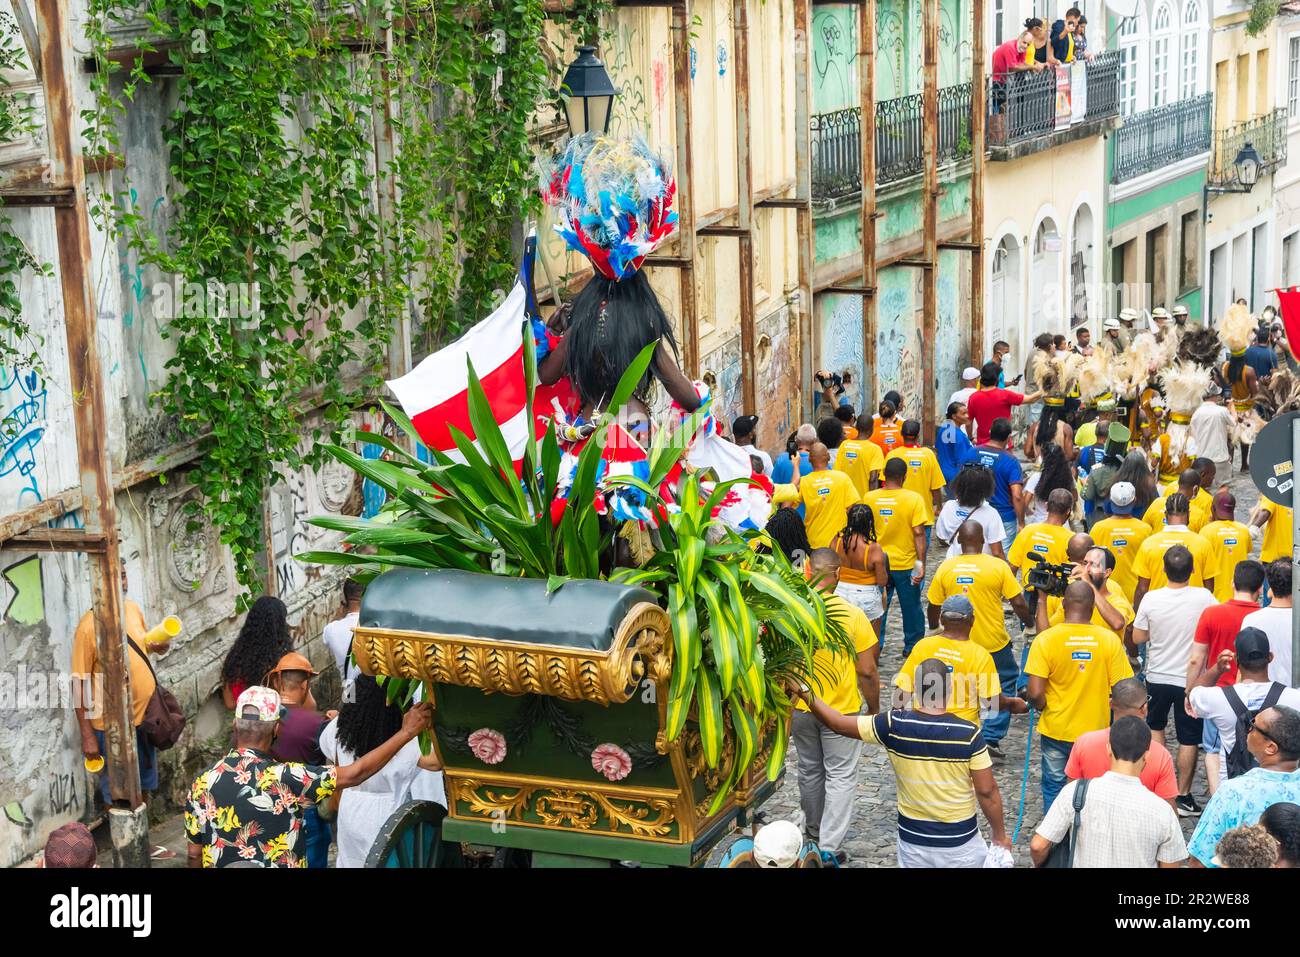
1245,344,1277,380
936,421,979,482
974,444,1023,524
770,450,812,519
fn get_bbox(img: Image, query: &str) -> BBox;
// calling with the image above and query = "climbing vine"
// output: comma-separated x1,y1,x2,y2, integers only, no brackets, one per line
82,0,620,593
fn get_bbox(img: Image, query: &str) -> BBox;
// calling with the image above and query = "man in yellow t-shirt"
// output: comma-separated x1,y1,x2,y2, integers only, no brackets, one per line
71,569,172,808
864,457,931,654
1006,487,1074,587
1088,481,1151,602
927,520,1033,753
835,413,886,496
790,549,880,858
772,442,860,549
1132,493,1218,611
1143,468,1211,533
1201,489,1253,603
901,594,1029,726
1025,581,1134,810
1252,495,1293,564
1039,537,1134,640
884,420,946,530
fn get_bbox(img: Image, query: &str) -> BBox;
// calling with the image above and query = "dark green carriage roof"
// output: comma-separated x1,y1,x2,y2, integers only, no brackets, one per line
358,568,659,651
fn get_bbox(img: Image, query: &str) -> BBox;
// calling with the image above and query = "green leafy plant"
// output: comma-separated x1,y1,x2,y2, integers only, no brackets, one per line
1247,0,1280,36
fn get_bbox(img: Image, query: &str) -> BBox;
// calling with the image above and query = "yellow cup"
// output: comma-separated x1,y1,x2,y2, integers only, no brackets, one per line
143,615,182,647
84,755,104,773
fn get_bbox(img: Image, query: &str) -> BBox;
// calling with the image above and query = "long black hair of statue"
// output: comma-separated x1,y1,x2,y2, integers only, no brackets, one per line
564,270,680,408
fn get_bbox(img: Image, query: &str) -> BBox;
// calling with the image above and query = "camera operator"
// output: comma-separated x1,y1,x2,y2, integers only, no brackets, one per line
1034,537,1132,640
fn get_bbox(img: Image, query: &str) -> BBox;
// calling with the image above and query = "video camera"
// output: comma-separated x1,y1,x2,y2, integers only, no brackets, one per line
1026,554,1074,597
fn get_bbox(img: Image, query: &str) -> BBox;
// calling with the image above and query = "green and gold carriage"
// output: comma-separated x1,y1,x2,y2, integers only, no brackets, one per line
352,568,783,868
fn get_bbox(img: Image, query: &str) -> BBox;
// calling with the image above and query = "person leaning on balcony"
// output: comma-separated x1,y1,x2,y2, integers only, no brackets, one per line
1023,19,1057,69
1075,15,1094,61
1049,8,1081,64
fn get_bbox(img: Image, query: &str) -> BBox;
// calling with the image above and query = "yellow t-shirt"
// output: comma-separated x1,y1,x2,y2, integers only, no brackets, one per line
773,468,859,549
835,438,885,497
895,635,1000,724
70,599,155,732
1132,525,1219,591
1046,582,1134,639
1025,621,1134,742
885,445,946,524
1143,490,1211,534
1006,521,1073,586
862,486,929,570
1089,515,1152,601
796,593,879,715
1258,497,1293,563
925,553,1023,652
1200,519,1252,602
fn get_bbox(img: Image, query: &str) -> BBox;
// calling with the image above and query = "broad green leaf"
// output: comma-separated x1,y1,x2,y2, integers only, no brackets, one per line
677,536,704,591
697,576,738,697
696,665,723,769
765,710,789,781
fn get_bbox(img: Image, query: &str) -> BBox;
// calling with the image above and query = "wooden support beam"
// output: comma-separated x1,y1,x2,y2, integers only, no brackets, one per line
755,197,810,209
9,0,40,78
921,0,939,439
859,0,878,410
8,528,108,552
970,0,987,367
827,285,876,296
793,0,816,416
697,224,750,238
671,1,698,377
896,257,934,269
939,240,981,251
0,186,74,206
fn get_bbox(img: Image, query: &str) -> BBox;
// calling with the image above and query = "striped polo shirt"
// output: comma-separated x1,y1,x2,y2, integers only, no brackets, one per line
857,710,992,848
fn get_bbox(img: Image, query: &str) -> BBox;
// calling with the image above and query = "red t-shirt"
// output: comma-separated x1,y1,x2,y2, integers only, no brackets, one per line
1066,728,1178,800
991,39,1024,81
1192,599,1261,686
966,388,1026,444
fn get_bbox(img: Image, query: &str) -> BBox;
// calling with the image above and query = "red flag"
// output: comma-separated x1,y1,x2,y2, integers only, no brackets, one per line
1276,286,1300,352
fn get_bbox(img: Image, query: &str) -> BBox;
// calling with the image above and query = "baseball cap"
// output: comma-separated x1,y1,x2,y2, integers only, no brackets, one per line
940,594,975,618
752,820,804,868
236,685,283,722
1103,317,1120,330
962,366,979,382
1235,627,1272,665
44,822,96,868
1109,481,1136,510
266,651,319,678
732,414,759,438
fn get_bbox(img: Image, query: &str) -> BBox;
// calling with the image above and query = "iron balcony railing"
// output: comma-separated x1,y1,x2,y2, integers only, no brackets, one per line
989,50,1121,147
1112,93,1213,183
810,81,973,201
1208,108,1288,187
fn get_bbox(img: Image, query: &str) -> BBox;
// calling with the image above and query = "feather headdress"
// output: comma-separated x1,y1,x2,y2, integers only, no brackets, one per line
1159,360,1213,417
1077,348,1112,403
540,133,679,280
1028,351,1053,392
1051,351,1084,396
1110,334,1156,399
1218,303,1256,356
1177,326,1221,368
1256,367,1300,419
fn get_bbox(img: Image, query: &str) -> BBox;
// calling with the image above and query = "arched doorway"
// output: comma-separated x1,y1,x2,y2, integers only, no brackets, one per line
1070,204,1094,329
990,234,1022,363
1031,217,1063,335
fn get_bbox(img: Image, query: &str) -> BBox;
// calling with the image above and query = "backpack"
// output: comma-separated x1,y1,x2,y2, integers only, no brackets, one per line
1043,778,1090,868
1223,683,1286,779
126,636,187,750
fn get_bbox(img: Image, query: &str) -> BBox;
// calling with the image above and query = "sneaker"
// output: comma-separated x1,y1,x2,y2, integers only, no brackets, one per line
1175,794,1202,817
986,742,1006,761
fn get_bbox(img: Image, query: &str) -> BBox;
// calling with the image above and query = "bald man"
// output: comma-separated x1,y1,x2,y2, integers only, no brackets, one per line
773,442,860,549
1025,580,1135,810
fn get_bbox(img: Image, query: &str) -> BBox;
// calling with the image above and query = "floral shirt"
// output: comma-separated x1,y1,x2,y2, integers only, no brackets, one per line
1187,767,1300,866
185,748,337,868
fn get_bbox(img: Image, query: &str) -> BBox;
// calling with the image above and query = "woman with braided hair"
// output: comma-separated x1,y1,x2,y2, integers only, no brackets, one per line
830,503,889,647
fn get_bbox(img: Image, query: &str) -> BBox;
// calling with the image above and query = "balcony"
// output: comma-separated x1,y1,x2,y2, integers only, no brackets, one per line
988,51,1122,161
1207,109,1288,189
810,82,973,203
1112,94,1213,184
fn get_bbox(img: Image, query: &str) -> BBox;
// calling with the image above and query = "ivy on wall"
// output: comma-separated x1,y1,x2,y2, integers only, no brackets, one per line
83,0,614,594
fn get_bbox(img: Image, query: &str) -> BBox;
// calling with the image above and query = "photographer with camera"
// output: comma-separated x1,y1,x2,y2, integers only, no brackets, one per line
1025,581,1135,811
1034,537,1133,641
1007,488,1075,617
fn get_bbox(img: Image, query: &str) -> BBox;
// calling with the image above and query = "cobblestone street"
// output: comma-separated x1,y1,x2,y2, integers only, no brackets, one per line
763,462,1265,867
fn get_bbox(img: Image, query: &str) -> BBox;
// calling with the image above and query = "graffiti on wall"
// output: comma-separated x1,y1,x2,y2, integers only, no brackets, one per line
606,24,650,138
0,368,46,510
812,8,854,108
819,293,866,402
2,556,43,625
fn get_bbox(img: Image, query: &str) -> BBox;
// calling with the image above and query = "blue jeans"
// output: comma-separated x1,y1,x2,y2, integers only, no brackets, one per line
302,805,332,868
1261,575,1272,607
983,643,1019,747
1041,734,1073,813
93,728,159,805
885,570,925,655
1000,516,1018,554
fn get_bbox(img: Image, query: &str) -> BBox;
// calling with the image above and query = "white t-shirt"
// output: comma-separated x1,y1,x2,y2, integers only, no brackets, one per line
1022,472,1047,526
949,386,976,409
934,500,1005,559
323,611,360,683
1189,403,1234,464
1189,681,1300,784
1240,606,1295,686
740,443,773,477
318,717,446,868
1132,586,1219,686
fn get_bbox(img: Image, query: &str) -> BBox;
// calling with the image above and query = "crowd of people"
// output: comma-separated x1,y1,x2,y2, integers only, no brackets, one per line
730,300,1300,868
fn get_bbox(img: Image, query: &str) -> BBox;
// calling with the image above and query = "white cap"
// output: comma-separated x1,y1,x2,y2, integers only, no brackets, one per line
1119,307,1139,322
1103,317,1120,330
962,366,979,381
752,820,804,868
1109,481,1136,508
1151,307,1170,321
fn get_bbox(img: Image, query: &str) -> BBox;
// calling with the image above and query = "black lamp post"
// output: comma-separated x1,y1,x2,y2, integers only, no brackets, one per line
560,45,619,136
1234,142,1262,189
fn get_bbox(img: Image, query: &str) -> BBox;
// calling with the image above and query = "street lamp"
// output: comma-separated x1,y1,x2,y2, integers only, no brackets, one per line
1234,142,1262,189
560,45,619,136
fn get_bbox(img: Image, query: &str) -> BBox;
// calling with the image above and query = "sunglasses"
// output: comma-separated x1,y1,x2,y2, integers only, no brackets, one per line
1246,717,1275,744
